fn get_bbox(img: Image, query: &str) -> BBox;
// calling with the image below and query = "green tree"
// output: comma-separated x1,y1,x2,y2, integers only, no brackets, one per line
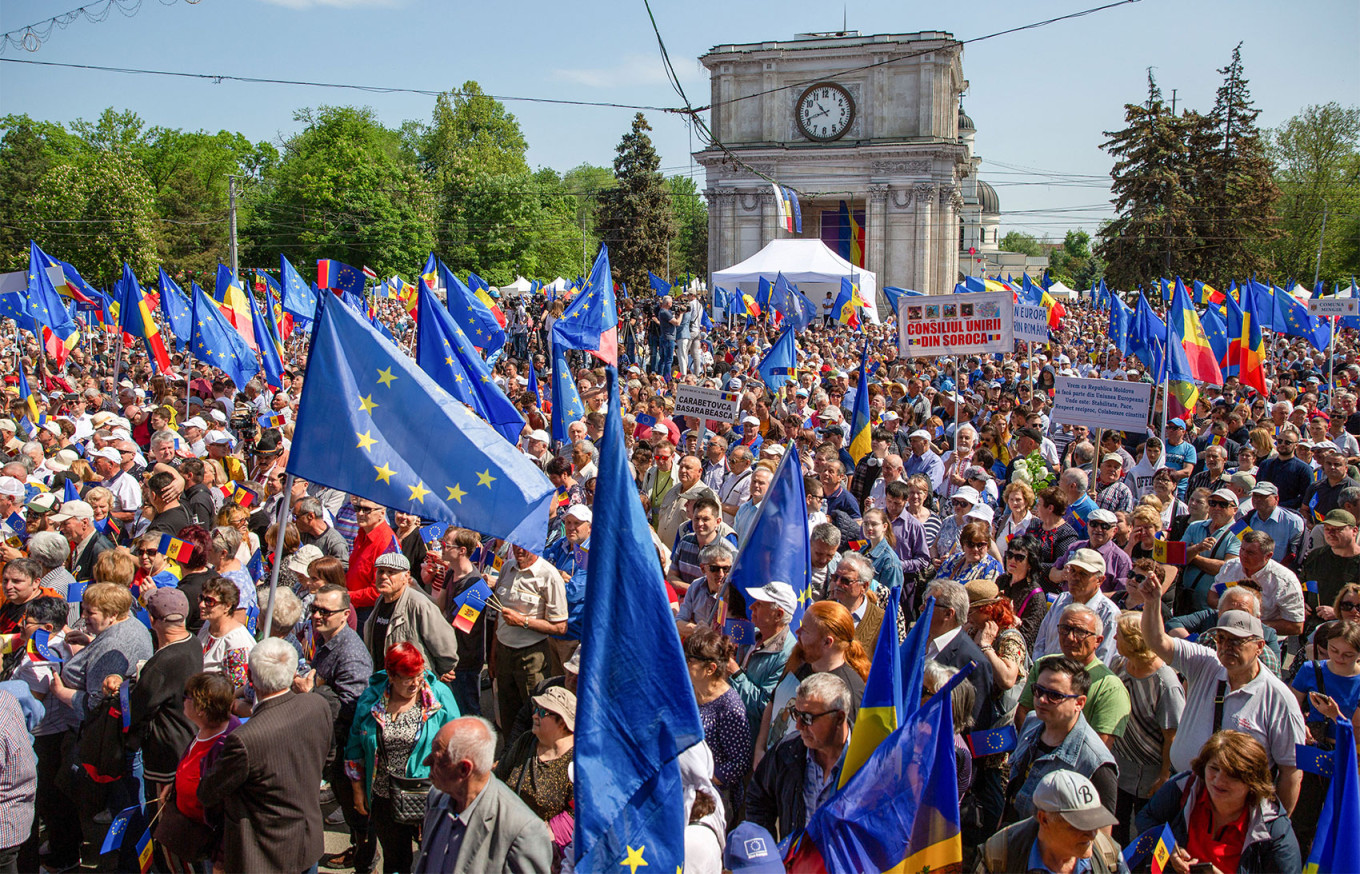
1047,229,1105,289
561,163,616,266
1266,102,1360,284
998,231,1046,257
668,175,707,279
597,114,675,293
1097,72,1197,289
242,105,435,282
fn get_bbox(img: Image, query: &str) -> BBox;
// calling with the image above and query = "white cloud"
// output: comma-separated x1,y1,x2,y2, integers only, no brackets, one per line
553,53,702,89
254,0,402,9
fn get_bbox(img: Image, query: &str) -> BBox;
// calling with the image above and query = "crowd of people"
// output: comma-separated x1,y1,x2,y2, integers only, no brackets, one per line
0,275,1357,874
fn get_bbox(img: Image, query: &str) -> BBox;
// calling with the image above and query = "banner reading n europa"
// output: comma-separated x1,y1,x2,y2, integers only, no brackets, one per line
897,291,1014,358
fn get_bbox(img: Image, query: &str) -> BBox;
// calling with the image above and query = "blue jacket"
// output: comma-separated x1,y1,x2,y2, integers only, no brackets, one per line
345,669,460,801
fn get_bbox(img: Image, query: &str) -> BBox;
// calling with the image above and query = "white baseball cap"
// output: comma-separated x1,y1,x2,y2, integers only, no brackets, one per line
746,581,799,617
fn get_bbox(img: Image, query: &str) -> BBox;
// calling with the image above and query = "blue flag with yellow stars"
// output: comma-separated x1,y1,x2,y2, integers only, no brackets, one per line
247,281,286,389
189,283,261,389
526,360,543,408
287,294,554,553
727,438,812,629
575,369,703,874
552,245,618,367
437,258,506,355
157,268,194,342
550,336,585,447
25,242,79,340
414,283,525,445
756,326,798,392
279,255,318,321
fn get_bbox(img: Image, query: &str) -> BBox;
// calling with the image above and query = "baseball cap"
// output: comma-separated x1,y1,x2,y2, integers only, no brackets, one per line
1323,509,1357,528
0,419,14,432
532,686,576,731
46,449,79,472
964,465,989,481
724,822,784,873
742,415,760,426
563,504,593,523
1167,417,1186,429
0,476,24,499
1032,770,1119,831
882,411,900,422
90,447,121,463
205,430,234,446
1016,426,1043,442
1087,508,1118,525
563,648,581,675
50,499,94,522
1216,609,1265,640
26,493,61,516
527,429,551,444
287,544,324,575
183,416,207,431
1211,488,1239,503
909,429,933,442
747,581,798,617
1250,482,1279,497
373,553,411,573
1228,473,1256,491
1100,453,1123,465
144,587,190,622
1066,548,1107,576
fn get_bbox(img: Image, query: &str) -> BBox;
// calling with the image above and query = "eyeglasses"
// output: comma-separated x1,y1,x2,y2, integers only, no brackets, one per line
1214,634,1260,651
833,573,861,585
1032,683,1082,703
1005,551,1026,561
352,505,381,516
788,706,841,727
1057,623,1097,641
1087,521,1113,531
705,565,732,575
1208,500,1234,509
198,596,220,608
309,605,345,617
1339,601,1360,613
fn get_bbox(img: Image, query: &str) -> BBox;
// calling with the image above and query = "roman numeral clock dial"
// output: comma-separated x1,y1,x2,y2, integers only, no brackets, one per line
795,81,855,142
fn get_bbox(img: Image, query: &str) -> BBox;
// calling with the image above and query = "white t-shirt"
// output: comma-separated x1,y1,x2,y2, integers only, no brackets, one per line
198,623,256,680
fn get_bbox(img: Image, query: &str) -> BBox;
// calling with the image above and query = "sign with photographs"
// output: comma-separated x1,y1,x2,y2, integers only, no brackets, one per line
897,291,1014,358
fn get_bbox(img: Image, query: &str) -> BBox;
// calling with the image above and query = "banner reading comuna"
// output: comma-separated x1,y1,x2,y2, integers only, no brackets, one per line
897,291,1014,358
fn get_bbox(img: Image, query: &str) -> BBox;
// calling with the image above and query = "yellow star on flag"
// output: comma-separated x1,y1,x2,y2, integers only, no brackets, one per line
376,366,397,388
358,394,378,414
477,469,496,488
620,846,648,873
408,481,430,503
446,483,467,503
356,431,378,451
374,463,395,484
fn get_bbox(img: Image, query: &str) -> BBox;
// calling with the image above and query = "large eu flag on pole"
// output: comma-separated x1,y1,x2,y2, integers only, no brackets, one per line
550,336,585,447
1305,716,1360,873
574,370,703,874
552,245,618,366
728,441,811,629
287,295,554,553
756,327,797,393
190,284,260,389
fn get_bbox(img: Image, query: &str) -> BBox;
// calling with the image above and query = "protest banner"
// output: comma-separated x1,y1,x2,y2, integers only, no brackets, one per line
898,291,1013,358
1051,376,1153,434
1308,298,1359,317
1014,301,1050,344
673,384,742,423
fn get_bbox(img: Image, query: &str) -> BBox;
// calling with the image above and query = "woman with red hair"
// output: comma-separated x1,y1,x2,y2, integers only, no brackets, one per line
345,642,460,873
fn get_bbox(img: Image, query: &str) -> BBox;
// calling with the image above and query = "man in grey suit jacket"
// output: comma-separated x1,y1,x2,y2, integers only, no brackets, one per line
415,717,552,874
199,639,332,874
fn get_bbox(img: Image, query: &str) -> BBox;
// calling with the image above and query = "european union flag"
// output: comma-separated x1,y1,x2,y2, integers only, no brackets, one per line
1305,716,1360,874
770,272,814,332
156,269,193,342
280,255,318,320
729,441,811,628
189,284,260,389
436,258,506,355
1130,291,1168,381
756,275,773,314
1200,302,1229,364
756,326,797,392
286,294,554,552
550,336,584,446
552,245,618,366
966,724,1018,756
248,282,285,389
526,360,543,408
316,259,365,296
25,242,79,339
575,370,703,874
102,804,142,854
415,283,524,445
63,478,81,503
1109,292,1133,356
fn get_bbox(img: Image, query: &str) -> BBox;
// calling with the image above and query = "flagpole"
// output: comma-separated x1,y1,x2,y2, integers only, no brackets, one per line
259,473,295,638
1329,314,1338,412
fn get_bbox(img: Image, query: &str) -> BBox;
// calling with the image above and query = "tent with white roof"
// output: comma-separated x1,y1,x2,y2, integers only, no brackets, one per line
711,239,880,324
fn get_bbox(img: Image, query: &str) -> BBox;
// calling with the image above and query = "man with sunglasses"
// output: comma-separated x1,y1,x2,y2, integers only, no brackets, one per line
746,672,853,841
345,498,399,611
1256,424,1313,510
675,542,737,639
1005,656,1118,828
1179,488,1243,613
1049,509,1130,594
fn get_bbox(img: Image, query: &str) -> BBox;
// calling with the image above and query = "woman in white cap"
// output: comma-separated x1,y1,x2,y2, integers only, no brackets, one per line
932,485,981,561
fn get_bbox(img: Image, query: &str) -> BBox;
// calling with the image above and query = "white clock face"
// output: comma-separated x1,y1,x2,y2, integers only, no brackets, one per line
797,83,854,142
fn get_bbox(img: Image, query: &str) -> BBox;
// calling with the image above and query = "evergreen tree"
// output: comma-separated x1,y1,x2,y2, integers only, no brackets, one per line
668,175,708,279
597,114,676,293
1185,44,1278,282
1097,72,1197,289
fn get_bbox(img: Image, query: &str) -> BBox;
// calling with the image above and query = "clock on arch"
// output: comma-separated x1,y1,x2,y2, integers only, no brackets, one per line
795,81,855,142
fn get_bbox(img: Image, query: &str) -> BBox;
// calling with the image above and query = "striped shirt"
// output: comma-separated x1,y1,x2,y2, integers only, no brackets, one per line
0,690,37,849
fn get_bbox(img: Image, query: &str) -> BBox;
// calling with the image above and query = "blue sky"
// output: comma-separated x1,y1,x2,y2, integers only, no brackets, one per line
2,0,1356,242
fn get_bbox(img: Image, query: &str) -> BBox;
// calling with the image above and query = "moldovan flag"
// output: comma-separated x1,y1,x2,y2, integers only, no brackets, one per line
116,264,174,374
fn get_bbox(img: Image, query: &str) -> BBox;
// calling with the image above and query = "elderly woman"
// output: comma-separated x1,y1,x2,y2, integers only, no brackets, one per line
1150,468,1188,527
933,521,1003,585
1027,486,1080,584
1135,731,1300,874
196,575,255,692
933,485,981,561
684,629,752,824
994,480,1035,556
922,661,976,799
495,686,577,863
348,642,460,874
210,525,258,625
903,474,941,551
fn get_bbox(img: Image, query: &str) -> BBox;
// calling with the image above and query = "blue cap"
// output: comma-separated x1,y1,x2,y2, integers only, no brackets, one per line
724,822,784,873
1168,418,1186,429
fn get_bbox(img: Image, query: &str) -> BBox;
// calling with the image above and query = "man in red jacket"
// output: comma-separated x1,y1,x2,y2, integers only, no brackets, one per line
345,498,398,611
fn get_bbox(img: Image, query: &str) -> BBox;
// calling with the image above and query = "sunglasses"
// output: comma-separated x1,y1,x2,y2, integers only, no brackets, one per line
352,506,382,515
705,565,732,575
1340,601,1360,613
1208,500,1234,508
1033,683,1081,703
134,549,158,557
833,573,861,585
1087,521,1113,531
788,706,841,727
199,596,221,608
309,605,345,617
1005,551,1026,561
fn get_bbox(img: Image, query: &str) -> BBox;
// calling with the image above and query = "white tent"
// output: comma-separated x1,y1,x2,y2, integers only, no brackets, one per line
711,239,881,324
1046,279,1079,299
498,275,532,295
544,277,570,293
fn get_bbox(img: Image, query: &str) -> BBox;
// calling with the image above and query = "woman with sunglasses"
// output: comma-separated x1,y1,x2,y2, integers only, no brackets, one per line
1288,619,1360,850
196,575,254,693
933,521,1002,586
1304,582,1360,660
683,629,751,827
994,535,1050,653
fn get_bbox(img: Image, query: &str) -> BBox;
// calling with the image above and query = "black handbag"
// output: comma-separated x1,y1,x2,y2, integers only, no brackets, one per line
388,774,432,824
153,790,218,862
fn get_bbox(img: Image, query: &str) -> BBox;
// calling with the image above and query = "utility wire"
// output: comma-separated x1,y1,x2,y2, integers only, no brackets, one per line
1,0,202,55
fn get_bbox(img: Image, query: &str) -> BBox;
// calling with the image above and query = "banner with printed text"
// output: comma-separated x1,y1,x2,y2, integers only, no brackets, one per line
897,291,1014,358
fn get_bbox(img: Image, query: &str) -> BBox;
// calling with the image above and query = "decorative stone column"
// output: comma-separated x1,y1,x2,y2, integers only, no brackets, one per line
865,184,889,280
914,183,936,294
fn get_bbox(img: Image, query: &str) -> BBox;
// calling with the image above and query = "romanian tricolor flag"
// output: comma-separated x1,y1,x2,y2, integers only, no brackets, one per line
846,343,873,464
1170,278,1223,384
1238,278,1268,395
156,534,194,565
15,351,40,423
219,482,256,508
769,183,802,233
833,277,863,329
742,292,761,318
467,273,508,328
115,264,174,374
213,265,258,351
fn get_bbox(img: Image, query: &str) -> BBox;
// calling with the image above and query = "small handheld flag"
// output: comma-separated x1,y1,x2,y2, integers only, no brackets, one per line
257,412,287,430
102,804,141,854
1296,743,1336,778
1151,823,1176,874
135,825,154,874
1151,538,1188,565
451,579,493,633
965,725,1018,757
27,628,60,662
156,534,194,565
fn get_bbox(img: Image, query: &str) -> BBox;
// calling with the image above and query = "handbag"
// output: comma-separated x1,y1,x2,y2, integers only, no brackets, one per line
153,790,217,862
388,774,432,824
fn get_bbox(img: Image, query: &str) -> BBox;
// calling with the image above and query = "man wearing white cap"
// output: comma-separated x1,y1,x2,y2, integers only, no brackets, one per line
730,581,798,730
0,476,26,560
523,429,551,470
978,770,1124,873
1180,487,1243,613
902,429,944,494
91,446,142,525
50,500,112,582
181,416,209,457
1033,548,1120,666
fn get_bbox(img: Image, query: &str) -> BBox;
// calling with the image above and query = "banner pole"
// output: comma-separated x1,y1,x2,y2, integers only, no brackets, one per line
259,473,296,638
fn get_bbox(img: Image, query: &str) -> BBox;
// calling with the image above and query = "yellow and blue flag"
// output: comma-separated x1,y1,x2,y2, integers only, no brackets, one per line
286,293,554,552
157,268,194,342
280,255,318,321
247,281,285,389
189,283,261,390
15,350,39,424
847,342,872,464
213,264,257,350
414,283,525,445
575,370,703,874
729,441,811,628
1305,715,1360,873
117,264,174,373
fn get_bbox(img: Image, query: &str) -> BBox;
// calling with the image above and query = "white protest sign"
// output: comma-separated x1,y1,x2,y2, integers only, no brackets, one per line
1051,376,1153,435
673,384,742,423
898,291,1014,358
1014,302,1050,344
1308,298,1358,317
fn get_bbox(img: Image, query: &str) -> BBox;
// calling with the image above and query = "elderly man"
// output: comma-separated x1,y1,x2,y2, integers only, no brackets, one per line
979,770,1125,874
1212,530,1305,637
747,672,854,841
730,581,799,729
89,446,140,524
831,552,883,654
492,545,568,746
1017,604,1131,746
1134,574,1306,813
1059,468,1097,538
1005,656,1118,827
1034,548,1120,665
365,553,459,682
49,500,111,582
198,638,334,874
902,429,945,495
675,541,737,638
346,498,399,611
1050,509,1131,594
295,496,350,565
733,465,774,545
1187,443,1231,496
922,580,995,729
656,455,715,550
1167,584,1284,674
1093,453,1136,515
1179,487,1243,612
717,446,754,525
413,717,552,874
1235,481,1305,565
